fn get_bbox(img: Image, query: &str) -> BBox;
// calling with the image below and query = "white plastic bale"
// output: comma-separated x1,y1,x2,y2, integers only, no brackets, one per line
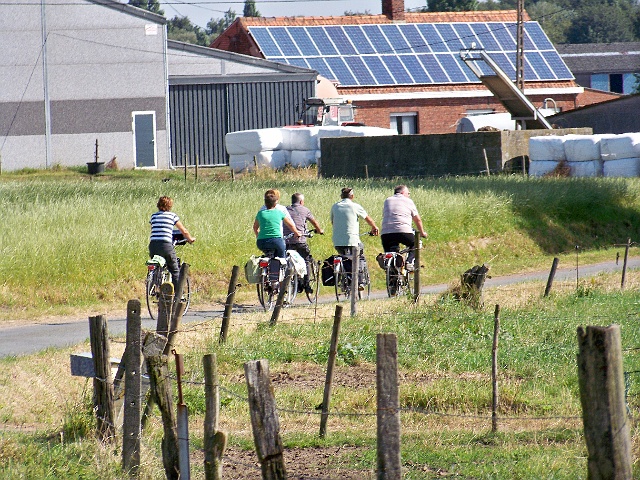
528,160,559,177
568,160,602,177
563,135,602,162
528,136,566,162
228,150,289,172
225,128,284,155
603,157,640,177
290,150,318,167
600,133,640,161
283,126,321,151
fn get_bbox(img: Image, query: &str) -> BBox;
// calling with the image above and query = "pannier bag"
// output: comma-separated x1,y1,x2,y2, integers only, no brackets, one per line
321,256,337,286
321,255,353,286
244,255,262,284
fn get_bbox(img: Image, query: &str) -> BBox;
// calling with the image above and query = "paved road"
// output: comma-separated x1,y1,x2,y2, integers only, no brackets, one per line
1,256,638,359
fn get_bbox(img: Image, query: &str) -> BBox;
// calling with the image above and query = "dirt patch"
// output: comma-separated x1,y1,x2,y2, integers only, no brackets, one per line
196,445,374,480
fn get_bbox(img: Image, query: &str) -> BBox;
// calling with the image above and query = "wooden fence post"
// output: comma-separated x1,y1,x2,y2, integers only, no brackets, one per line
621,238,630,290
171,262,189,322
220,266,240,343
351,248,359,317
270,265,292,326
544,257,559,297
147,355,180,480
89,314,115,443
320,305,343,438
377,333,401,480
123,300,142,477
174,353,191,480
413,231,421,304
491,305,500,433
157,282,174,336
244,359,287,480
204,354,228,480
577,325,632,480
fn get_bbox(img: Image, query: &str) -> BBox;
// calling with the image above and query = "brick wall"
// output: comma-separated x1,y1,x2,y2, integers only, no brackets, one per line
352,94,582,134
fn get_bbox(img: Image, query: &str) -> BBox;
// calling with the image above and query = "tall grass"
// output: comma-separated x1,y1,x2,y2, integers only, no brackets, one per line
1,170,640,320
2,271,640,478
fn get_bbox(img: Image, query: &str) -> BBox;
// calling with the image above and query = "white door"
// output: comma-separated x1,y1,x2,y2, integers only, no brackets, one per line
133,111,157,168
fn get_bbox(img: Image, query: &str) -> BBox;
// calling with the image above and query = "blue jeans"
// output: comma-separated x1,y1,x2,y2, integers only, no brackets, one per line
257,237,286,258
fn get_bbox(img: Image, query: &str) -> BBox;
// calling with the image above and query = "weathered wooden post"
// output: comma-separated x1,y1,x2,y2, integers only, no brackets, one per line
174,352,191,480
147,355,180,480
89,314,115,443
122,300,142,477
157,282,174,336
413,231,421,304
491,305,500,433
320,305,343,438
270,265,292,326
544,257,559,297
621,238,630,289
171,262,189,322
577,325,632,480
377,333,401,480
244,359,287,479
203,354,228,480
351,248,359,317
220,265,240,343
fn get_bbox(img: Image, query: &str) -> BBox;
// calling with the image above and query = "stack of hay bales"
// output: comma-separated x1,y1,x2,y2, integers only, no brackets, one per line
226,125,396,173
528,133,640,178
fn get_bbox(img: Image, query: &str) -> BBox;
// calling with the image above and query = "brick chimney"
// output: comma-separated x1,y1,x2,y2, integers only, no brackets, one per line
382,0,405,21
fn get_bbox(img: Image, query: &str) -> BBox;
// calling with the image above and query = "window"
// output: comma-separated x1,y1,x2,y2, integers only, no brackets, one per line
591,73,639,94
390,113,417,135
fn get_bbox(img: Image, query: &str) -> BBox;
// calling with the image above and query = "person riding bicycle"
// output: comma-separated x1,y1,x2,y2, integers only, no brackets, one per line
283,192,324,294
254,192,301,283
381,185,427,269
330,187,379,290
149,196,195,291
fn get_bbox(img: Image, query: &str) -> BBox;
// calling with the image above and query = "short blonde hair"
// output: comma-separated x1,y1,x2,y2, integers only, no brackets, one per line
157,196,173,211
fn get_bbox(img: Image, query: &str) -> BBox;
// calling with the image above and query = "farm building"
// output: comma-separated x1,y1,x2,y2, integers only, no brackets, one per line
0,0,317,171
211,0,608,135
556,42,640,95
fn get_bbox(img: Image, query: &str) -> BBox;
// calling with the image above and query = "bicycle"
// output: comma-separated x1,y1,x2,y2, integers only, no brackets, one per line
333,238,371,302
287,229,321,304
383,247,415,297
256,234,299,311
145,231,191,320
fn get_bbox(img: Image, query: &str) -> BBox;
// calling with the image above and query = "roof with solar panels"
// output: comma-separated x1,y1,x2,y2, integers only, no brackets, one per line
211,9,576,92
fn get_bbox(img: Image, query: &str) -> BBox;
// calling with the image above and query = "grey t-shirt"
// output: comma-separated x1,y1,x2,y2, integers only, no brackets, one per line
381,193,418,235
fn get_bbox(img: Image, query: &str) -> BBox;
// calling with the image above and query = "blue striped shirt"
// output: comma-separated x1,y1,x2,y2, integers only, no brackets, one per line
150,211,179,243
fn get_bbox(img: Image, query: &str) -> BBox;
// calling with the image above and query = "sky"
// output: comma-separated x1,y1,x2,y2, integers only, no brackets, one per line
160,0,429,29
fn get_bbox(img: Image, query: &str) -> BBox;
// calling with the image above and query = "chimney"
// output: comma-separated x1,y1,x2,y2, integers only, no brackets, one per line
382,0,405,22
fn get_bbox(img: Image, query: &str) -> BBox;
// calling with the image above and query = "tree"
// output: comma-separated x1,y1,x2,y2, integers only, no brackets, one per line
243,0,261,17
526,1,575,44
566,3,636,43
128,0,163,15
206,9,237,39
426,0,479,11
167,16,211,47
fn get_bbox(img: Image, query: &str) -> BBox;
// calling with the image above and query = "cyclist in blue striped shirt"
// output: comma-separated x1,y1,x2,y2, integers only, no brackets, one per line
149,196,195,290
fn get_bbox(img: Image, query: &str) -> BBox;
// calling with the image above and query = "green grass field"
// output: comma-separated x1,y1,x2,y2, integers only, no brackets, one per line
1,167,640,478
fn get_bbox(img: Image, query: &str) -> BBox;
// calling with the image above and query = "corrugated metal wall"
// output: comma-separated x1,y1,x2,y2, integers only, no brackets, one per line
170,80,315,167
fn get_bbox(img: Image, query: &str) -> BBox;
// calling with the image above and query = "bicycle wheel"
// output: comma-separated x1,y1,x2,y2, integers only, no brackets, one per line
334,265,349,302
359,264,371,300
145,269,159,320
284,270,298,306
385,264,399,297
305,260,319,303
257,280,266,310
182,276,191,314
405,269,415,297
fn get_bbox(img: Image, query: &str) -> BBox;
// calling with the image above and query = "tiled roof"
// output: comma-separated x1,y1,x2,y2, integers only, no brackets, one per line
236,10,526,27
556,42,640,74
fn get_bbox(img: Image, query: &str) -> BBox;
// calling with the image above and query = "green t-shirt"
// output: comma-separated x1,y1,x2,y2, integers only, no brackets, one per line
256,208,286,240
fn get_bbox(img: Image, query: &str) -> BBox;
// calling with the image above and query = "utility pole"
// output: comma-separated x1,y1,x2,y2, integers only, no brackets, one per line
516,0,525,92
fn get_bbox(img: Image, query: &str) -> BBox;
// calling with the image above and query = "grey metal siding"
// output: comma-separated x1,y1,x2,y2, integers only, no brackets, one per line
169,79,315,167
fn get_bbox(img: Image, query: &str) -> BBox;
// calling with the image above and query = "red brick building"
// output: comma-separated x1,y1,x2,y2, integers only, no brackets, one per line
212,0,619,134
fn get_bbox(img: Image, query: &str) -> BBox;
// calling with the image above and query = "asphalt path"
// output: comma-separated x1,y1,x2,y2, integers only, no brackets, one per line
1,256,639,359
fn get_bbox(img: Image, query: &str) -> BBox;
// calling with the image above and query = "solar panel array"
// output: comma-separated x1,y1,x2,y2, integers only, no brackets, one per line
248,22,573,87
